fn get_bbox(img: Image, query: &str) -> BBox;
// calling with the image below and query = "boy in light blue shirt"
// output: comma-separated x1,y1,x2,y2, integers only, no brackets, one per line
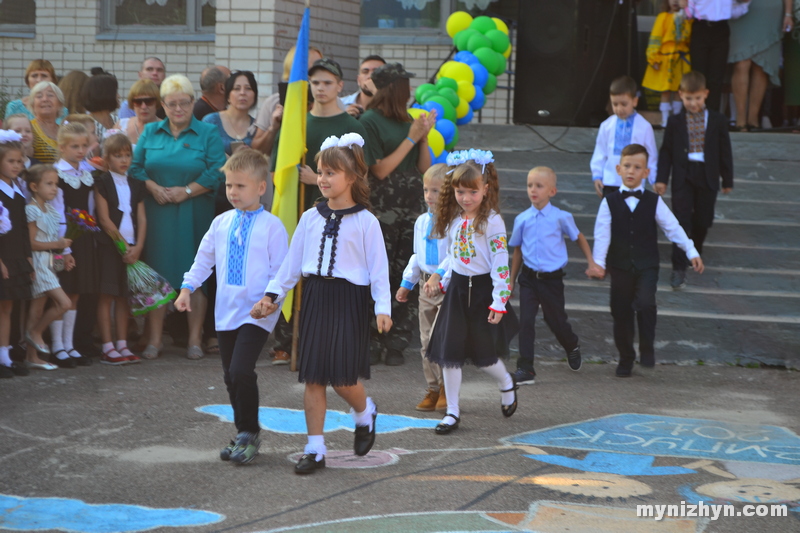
509,167,600,384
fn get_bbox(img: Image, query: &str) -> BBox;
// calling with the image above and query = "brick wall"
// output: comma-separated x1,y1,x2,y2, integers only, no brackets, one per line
0,1,214,109
358,41,516,125
215,0,361,96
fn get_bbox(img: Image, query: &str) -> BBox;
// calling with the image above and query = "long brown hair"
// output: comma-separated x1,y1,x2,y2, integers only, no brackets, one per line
315,144,371,209
367,78,411,123
432,160,500,238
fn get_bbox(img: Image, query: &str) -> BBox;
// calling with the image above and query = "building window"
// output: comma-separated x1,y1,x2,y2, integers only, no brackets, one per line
0,0,36,37
361,0,443,30
99,0,215,40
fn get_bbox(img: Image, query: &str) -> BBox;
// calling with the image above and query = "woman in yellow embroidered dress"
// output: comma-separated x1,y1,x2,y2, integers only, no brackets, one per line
642,0,692,127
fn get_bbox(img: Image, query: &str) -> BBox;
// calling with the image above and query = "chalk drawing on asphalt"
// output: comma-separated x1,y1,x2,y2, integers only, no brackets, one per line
0,494,223,533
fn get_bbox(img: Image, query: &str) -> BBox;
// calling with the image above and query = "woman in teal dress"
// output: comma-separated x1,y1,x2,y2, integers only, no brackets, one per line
130,74,226,360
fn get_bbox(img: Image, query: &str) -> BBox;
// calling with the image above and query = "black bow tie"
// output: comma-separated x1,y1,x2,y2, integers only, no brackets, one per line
621,190,643,199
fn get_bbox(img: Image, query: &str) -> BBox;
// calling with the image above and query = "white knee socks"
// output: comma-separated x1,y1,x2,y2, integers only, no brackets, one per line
0,346,11,367
62,310,76,353
481,360,515,406
660,102,672,127
49,320,64,353
442,367,462,424
672,100,682,116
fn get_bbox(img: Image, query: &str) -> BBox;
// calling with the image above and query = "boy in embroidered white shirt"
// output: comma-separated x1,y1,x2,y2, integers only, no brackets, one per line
590,76,658,198
175,149,289,465
396,163,449,412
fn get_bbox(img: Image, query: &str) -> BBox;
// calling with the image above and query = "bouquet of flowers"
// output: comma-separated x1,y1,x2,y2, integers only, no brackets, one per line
0,201,11,235
65,208,101,240
108,230,176,316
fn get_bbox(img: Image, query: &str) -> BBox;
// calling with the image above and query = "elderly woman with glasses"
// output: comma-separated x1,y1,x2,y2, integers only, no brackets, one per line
114,79,161,148
5,59,68,124
130,74,226,361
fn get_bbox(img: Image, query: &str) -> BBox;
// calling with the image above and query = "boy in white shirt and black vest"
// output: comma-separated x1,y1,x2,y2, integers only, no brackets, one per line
655,71,733,290
588,144,704,377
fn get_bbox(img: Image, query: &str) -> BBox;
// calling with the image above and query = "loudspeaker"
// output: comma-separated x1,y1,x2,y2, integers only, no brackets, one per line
513,0,631,127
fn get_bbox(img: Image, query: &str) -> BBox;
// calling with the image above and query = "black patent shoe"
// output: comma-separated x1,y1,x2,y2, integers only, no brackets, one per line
354,408,377,456
294,454,326,475
0,365,13,379
53,352,77,368
616,364,633,377
501,376,519,418
435,414,460,435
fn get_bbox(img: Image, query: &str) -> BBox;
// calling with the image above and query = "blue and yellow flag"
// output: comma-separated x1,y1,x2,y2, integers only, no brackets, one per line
272,7,309,320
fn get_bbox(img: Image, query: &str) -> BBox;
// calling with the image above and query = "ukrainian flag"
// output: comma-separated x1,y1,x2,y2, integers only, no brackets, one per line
272,6,309,320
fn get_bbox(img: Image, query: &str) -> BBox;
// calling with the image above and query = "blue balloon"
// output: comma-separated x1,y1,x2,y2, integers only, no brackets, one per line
454,51,479,65
471,63,489,89
470,90,486,111
435,119,456,146
422,100,445,120
411,103,422,109
435,150,449,165
456,107,474,125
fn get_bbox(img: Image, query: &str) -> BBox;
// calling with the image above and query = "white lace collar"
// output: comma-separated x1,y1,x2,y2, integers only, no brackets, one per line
55,159,93,189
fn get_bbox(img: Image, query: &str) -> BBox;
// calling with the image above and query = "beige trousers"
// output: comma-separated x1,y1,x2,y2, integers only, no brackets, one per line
418,286,444,391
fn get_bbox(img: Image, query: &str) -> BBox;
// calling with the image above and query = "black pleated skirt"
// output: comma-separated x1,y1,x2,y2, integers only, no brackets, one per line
298,275,371,386
58,233,98,294
426,272,519,368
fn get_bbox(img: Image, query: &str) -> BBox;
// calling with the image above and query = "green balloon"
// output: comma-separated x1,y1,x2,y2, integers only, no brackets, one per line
474,48,499,75
415,83,436,103
427,95,456,122
485,29,510,54
469,15,497,35
445,126,460,151
454,28,479,51
466,32,492,54
483,73,497,95
438,87,460,107
435,77,458,91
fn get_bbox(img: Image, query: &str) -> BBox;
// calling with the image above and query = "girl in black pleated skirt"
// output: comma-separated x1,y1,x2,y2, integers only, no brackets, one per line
253,133,392,475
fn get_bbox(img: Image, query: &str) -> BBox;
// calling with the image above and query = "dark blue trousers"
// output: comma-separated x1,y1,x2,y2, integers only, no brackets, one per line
217,324,270,435
608,265,659,370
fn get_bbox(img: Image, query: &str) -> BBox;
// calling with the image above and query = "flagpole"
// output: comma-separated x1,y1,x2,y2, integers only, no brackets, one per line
290,0,310,372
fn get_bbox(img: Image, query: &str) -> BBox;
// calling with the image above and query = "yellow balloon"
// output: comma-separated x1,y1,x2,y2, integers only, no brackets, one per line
503,44,512,59
447,11,473,38
408,108,428,120
455,98,470,119
428,128,445,157
456,80,476,103
492,17,509,35
438,60,474,85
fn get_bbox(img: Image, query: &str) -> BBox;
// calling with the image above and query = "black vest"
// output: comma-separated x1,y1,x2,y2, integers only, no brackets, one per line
607,190,660,270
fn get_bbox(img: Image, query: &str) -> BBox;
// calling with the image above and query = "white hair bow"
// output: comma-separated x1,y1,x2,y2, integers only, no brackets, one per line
320,132,366,152
0,130,22,144
103,129,124,139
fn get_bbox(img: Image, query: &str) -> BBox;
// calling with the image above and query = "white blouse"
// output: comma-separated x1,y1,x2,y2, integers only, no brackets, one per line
110,171,135,244
182,207,289,333
435,211,511,313
266,205,392,317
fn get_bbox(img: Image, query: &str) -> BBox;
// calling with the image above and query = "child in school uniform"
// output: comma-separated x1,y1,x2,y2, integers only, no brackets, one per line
24,165,74,370
50,122,97,367
508,166,600,385
591,76,659,198
0,131,33,378
252,132,391,475
423,150,519,435
655,70,733,290
176,148,288,465
588,143,704,377
94,133,146,365
396,163,449,412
